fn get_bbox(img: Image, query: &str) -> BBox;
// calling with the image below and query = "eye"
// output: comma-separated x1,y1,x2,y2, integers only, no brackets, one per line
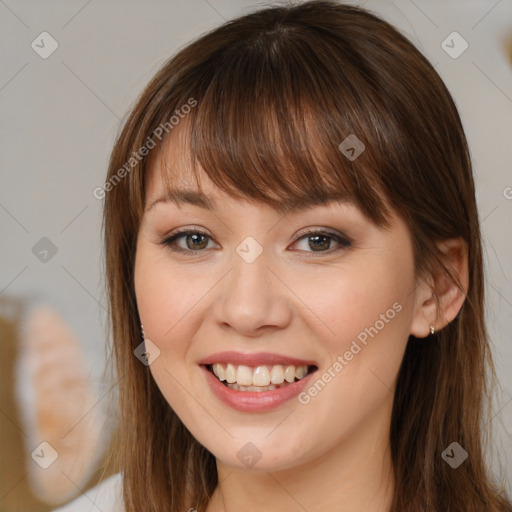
159,228,351,256
159,229,216,254
291,229,351,254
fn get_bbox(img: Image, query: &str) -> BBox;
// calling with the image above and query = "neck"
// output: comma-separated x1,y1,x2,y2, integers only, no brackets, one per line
206,398,395,512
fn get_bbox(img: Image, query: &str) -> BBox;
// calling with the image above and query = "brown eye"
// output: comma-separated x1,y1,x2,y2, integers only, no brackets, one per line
160,228,351,256
183,233,209,250
160,230,213,253
307,234,332,251
291,229,352,254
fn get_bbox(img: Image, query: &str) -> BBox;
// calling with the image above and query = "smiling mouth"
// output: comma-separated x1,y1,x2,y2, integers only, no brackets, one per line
206,363,318,392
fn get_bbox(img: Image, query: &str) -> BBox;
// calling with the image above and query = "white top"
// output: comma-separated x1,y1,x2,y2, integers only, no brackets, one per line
52,473,124,512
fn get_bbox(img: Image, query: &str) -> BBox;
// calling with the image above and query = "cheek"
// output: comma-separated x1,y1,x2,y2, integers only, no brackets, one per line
134,247,202,354
293,255,415,358
291,254,415,432
134,247,203,415
289,259,414,452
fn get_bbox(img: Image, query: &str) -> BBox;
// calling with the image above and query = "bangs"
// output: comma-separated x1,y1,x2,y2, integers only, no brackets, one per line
151,22,397,228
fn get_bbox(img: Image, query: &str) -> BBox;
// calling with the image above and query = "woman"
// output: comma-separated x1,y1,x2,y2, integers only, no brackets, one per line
57,1,512,510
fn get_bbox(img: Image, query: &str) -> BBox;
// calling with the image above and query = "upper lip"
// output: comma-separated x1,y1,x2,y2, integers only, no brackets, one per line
198,351,317,367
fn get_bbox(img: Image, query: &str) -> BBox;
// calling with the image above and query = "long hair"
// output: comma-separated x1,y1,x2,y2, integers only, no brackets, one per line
101,1,512,510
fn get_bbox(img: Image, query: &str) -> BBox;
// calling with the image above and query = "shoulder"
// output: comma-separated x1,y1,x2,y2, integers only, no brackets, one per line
52,473,123,512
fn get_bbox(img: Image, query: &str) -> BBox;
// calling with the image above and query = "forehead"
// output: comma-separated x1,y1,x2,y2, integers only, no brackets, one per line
145,159,358,219
144,128,355,216
141,114,395,229
145,168,355,218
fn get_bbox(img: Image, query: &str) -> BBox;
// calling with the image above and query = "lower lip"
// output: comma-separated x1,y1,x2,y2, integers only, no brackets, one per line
201,365,315,413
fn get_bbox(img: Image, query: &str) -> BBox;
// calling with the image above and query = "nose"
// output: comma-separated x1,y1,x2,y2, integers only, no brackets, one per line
213,247,293,337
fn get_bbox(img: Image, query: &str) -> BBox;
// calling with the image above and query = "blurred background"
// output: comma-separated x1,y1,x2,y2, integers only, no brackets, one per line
1,0,511,510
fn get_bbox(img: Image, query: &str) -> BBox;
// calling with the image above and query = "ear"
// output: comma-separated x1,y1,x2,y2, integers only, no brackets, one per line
410,237,469,338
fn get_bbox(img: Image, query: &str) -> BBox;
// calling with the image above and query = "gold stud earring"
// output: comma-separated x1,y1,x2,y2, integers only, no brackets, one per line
429,323,435,335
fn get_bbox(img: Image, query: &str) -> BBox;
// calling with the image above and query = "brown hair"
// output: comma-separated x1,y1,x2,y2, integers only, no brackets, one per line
102,1,512,510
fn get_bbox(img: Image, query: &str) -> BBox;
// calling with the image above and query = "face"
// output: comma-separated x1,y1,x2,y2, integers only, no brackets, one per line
134,133,421,473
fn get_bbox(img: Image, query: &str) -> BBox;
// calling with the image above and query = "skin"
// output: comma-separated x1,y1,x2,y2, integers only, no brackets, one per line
134,129,468,512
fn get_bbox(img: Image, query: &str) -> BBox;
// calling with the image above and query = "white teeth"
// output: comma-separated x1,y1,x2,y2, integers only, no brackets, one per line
253,366,271,386
225,364,237,383
284,365,296,383
270,365,285,384
295,365,306,379
210,363,310,389
212,363,225,381
236,365,253,386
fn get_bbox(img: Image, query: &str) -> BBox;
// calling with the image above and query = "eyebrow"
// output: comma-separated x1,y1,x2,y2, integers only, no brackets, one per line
145,188,353,215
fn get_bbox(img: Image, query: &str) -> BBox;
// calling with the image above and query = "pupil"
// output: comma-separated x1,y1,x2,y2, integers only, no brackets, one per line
310,235,329,251
187,233,208,250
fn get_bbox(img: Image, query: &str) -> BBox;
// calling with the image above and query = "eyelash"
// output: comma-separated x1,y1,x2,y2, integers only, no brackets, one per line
159,228,352,256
